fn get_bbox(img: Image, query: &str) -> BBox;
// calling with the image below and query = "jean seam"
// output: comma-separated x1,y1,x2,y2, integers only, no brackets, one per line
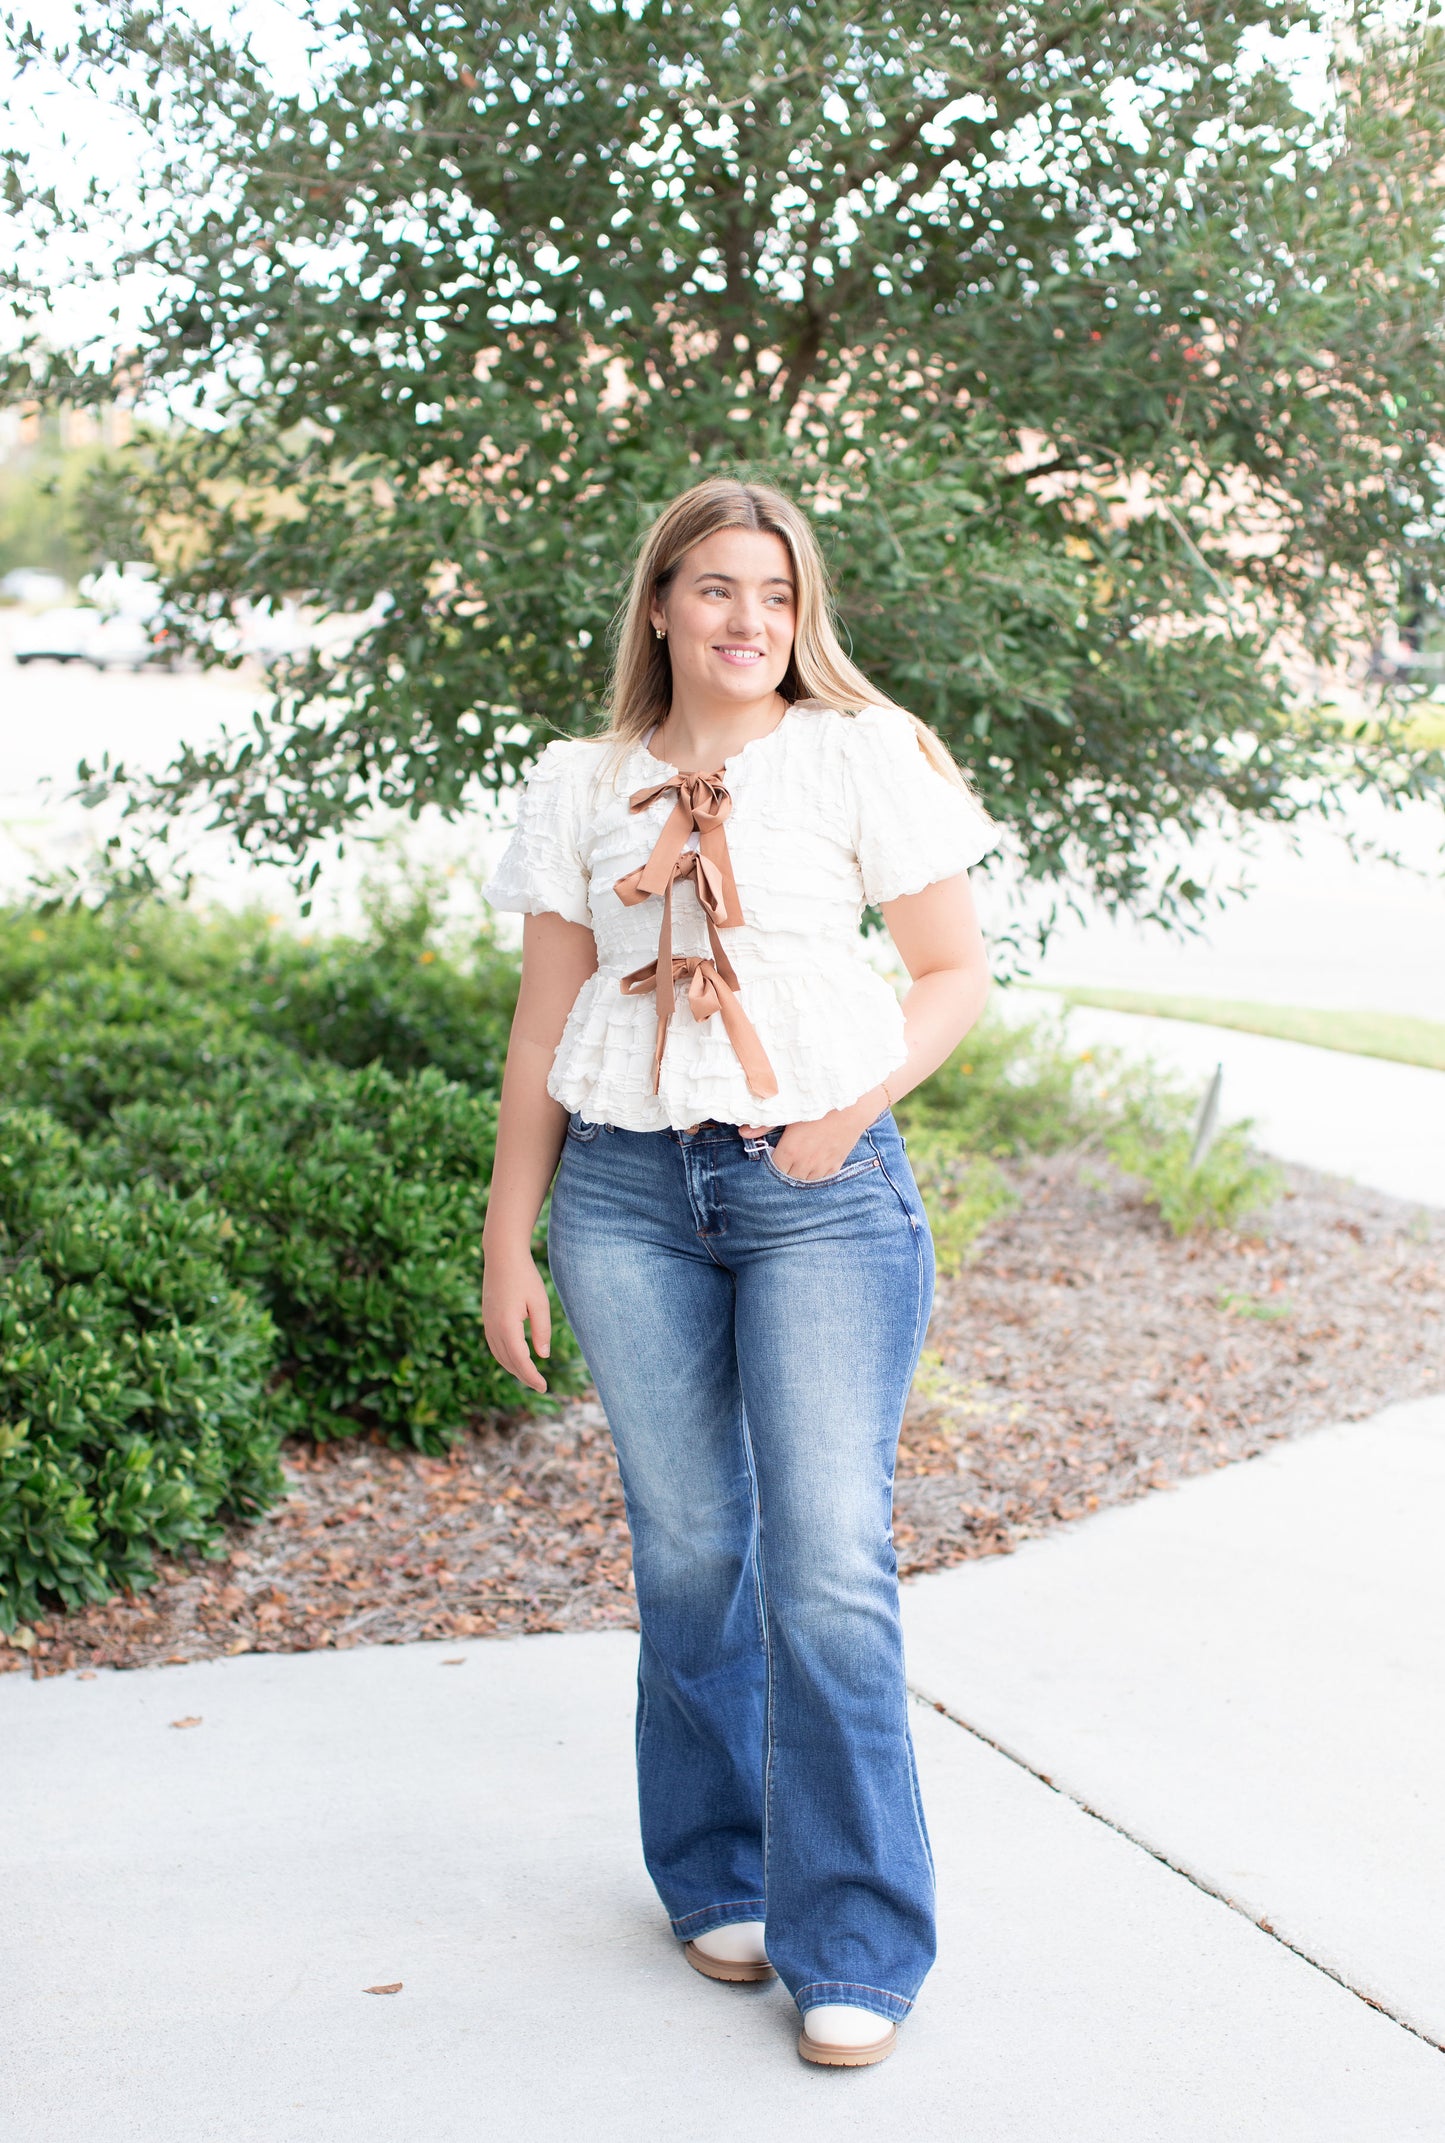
737,1405,771,1945
869,1123,938,1886
867,1130,917,1224
738,1402,768,1656
742,1404,777,1942
635,1659,650,1790
738,1397,771,1926
903,1712,936,1886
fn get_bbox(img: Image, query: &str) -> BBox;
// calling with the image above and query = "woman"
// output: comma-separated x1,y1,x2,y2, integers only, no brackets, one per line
480,477,997,2067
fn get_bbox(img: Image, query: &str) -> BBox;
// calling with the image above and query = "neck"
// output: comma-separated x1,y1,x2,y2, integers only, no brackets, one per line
654,687,788,771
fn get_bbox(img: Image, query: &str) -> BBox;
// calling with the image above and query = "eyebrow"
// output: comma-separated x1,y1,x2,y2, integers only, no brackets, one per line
690,571,795,587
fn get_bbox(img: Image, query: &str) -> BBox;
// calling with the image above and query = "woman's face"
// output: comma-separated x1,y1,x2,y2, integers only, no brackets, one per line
650,527,796,709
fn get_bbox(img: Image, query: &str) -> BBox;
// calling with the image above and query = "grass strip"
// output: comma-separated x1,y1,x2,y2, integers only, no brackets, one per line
1040,988,1445,1073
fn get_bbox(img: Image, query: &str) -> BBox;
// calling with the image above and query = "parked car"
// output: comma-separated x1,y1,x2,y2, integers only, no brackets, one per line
12,607,104,664
86,611,170,670
11,604,182,670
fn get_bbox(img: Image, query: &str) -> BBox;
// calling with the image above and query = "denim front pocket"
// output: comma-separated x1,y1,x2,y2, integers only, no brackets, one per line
565,1111,602,1143
761,1129,881,1188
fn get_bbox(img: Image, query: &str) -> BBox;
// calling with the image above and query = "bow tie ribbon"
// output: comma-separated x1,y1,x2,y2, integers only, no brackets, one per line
613,768,778,1100
611,769,743,924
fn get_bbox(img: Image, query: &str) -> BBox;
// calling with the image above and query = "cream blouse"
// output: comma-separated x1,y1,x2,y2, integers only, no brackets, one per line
480,700,1001,1131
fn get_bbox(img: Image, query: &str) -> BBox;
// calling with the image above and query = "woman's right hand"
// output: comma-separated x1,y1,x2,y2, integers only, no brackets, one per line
481,910,598,1397
482,1245,554,1395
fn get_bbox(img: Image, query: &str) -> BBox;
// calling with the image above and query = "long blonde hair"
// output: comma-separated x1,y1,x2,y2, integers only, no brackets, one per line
592,476,982,801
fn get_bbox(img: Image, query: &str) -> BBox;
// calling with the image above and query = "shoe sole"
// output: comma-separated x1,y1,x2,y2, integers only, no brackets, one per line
798,2024,898,2067
683,1940,775,1984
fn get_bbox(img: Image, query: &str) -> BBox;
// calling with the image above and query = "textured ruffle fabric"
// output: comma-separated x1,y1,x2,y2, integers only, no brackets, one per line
476,737,593,928
480,702,1000,1130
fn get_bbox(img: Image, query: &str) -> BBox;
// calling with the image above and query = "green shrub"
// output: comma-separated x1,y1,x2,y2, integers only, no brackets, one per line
102,1060,586,1450
898,1001,1122,1159
1104,1113,1283,1237
0,975,293,1135
0,1108,282,1629
0,896,258,1018
896,1003,1115,1262
0,883,522,1095
0,894,567,1624
0,903,112,1016
234,893,519,1090
898,1000,1279,1245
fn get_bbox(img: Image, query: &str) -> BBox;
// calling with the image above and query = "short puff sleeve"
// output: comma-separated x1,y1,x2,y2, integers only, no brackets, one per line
480,738,591,928
842,704,1001,906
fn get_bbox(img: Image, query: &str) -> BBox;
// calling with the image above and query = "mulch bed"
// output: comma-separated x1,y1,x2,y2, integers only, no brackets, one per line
6,1154,1442,1679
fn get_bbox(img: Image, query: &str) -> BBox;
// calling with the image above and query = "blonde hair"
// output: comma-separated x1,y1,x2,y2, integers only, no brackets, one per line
590,476,982,802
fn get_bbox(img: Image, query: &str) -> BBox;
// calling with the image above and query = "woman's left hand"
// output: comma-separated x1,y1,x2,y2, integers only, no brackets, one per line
738,1088,884,1182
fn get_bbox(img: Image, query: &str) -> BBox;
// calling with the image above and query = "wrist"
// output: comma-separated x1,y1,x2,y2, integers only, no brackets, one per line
845,1078,892,1128
482,1218,539,1262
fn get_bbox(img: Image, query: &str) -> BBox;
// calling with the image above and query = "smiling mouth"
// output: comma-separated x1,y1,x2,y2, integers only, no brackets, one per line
713,646,764,663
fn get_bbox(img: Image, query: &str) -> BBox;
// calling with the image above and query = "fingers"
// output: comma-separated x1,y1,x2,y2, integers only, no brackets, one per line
483,1307,548,1394
509,1331,549,1393
482,1252,555,1395
766,1132,854,1181
528,1281,552,1363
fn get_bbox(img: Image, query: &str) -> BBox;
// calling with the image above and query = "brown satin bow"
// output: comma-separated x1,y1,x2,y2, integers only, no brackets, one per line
612,769,743,925
613,769,779,1101
621,951,779,1100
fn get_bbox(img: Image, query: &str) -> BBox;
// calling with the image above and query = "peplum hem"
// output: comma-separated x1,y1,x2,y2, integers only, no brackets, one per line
546,965,911,1131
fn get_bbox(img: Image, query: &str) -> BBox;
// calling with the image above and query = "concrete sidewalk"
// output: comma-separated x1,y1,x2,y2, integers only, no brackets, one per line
1041,999,1445,1209
905,1392,1445,2051
6,1573,1445,2139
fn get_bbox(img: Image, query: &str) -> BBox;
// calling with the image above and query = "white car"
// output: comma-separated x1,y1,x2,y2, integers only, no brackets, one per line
85,611,166,670
11,605,179,670
11,607,105,665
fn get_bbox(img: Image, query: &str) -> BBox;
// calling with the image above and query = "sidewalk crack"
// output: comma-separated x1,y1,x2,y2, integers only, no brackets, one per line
910,1684,1445,2058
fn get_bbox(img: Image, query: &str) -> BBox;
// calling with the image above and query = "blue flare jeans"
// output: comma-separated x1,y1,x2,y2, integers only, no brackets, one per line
544,1105,937,2025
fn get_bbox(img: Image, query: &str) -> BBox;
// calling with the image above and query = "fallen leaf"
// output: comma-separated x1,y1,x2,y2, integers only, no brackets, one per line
441,1657,466,1667
169,1716,202,1730
76,1670,97,1681
364,1982,403,1995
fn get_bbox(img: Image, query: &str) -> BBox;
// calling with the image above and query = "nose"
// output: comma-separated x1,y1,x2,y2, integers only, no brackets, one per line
725,590,767,638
